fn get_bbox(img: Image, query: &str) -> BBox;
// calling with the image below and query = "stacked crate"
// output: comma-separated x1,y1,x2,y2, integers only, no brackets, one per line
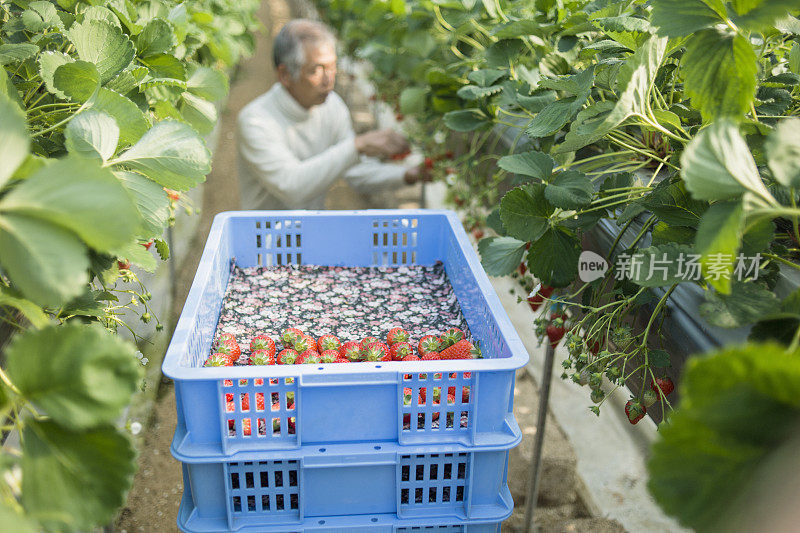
164,210,529,532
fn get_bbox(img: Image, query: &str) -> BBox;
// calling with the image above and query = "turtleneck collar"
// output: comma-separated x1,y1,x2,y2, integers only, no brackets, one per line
272,83,312,122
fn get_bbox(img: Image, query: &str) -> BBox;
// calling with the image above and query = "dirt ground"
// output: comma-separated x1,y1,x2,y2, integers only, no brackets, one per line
115,0,624,531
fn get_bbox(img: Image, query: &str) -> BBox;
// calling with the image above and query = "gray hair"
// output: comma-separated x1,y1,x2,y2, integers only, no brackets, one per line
273,20,336,79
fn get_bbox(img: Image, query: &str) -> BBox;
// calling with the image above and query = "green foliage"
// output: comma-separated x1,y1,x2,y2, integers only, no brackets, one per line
0,0,259,530
648,343,800,531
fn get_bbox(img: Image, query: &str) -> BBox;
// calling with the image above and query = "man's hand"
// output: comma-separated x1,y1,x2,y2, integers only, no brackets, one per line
354,129,409,158
403,164,433,185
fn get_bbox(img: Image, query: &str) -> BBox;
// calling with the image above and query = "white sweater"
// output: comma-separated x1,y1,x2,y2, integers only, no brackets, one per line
237,83,408,210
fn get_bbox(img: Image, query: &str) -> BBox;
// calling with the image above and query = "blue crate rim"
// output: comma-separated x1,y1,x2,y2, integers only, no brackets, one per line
177,485,514,533
162,209,529,380
170,415,522,464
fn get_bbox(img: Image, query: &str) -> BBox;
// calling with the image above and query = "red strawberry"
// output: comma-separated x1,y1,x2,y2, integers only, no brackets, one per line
389,342,413,361
256,394,265,411
462,386,470,403
164,188,180,202
651,376,674,397
249,349,275,366
445,150,454,159
401,352,420,362
363,342,390,362
391,149,411,161
241,394,250,411
215,342,240,364
527,293,544,311
298,349,320,364
277,348,299,365
216,333,237,347
440,339,481,360
334,356,351,363
242,418,251,436
424,156,434,169
281,327,303,346
386,327,410,345
142,240,153,250
361,336,379,351
420,351,441,361
204,353,231,367
117,259,131,270
518,262,527,276
340,341,362,362
319,350,339,363
418,335,442,355
440,327,464,348
318,334,341,352
473,229,484,240
546,320,565,348
293,335,314,353
250,335,275,356
395,112,404,121
625,398,646,424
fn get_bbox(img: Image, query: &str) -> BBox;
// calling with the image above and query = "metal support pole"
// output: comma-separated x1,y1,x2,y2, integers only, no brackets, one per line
523,342,556,533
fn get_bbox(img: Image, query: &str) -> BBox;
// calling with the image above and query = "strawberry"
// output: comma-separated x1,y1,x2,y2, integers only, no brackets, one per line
625,398,646,424
298,349,320,364
249,349,275,366
363,342,390,362
401,352,420,362
142,240,153,250
440,327,464,349
420,351,441,361
643,389,658,407
204,353,231,367
391,149,411,161
334,355,351,363
462,386,470,403
277,348,299,365
117,259,131,271
527,293,544,311
319,350,339,363
215,342,240,364
418,335,442,355
281,327,303,346
317,334,341,352
445,150,454,160
242,418,252,436
386,327,410,345
164,188,180,202
361,336,379,351
440,339,481,360
651,376,674,397
473,229,484,240
340,341,362,362
216,333,237,348
389,342,413,361
241,394,250,411
424,156,434,169
546,320,565,348
292,335,314,353
250,335,275,356
395,112,404,121
518,262,527,276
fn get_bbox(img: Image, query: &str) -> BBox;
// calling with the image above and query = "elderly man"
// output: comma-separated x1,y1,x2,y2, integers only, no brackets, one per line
237,19,426,210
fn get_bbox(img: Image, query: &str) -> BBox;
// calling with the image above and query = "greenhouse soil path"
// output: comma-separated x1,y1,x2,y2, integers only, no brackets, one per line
115,0,623,531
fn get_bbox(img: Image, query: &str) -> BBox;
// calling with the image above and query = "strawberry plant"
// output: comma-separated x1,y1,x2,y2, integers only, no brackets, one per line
314,0,800,526
0,0,258,530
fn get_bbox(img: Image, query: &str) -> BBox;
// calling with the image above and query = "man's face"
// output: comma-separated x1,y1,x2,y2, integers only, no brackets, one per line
282,42,337,109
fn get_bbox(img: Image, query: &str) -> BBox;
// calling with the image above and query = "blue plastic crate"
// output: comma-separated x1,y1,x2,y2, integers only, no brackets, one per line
163,210,529,457
174,436,517,532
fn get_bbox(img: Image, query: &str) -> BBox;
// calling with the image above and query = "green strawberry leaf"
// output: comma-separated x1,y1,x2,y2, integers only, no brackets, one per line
90,88,149,146
544,170,594,209
115,170,170,241
0,43,39,66
0,95,30,189
700,281,779,328
695,201,744,294
765,118,800,188
37,51,74,99
496,150,556,181
400,87,428,115
650,0,725,37
186,66,229,101
7,324,142,429
0,213,89,308
623,243,694,287
527,227,581,287
682,28,758,121
53,60,101,103
0,157,140,252
180,92,217,134
110,120,211,191
22,420,137,532
67,20,135,84
0,501,37,533
64,110,119,161
500,184,554,242
648,343,800,532
478,236,527,276
443,109,489,132
136,17,176,57
0,287,49,329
